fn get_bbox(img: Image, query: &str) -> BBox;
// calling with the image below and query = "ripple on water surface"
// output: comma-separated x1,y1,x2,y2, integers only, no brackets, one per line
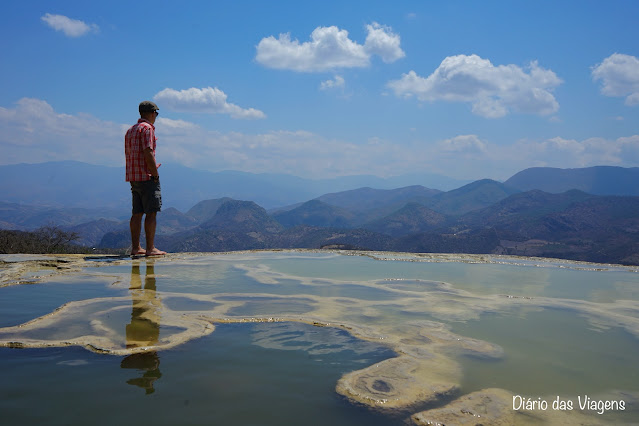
0,322,403,426
451,307,639,396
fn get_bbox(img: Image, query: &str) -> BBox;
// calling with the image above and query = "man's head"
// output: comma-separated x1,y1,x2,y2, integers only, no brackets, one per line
139,101,159,124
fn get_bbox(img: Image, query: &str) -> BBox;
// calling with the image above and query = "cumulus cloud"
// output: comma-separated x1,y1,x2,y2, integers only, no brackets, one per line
155,117,200,134
41,13,98,37
2,98,639,181
320,75,345,91
592,53,639,106
507,136,628,170
159,130,639,181
160,130,414,178
255,22,404,72
387,54,562,118
410,134,639,180
438,135,488,154
363,23,405,63
153,87,266,119
618,135,639,163
0,98,123,165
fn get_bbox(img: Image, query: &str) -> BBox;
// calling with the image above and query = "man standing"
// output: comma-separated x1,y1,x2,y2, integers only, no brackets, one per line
125,101,166,256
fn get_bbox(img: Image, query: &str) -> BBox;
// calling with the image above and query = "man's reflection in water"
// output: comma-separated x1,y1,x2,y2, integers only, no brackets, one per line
120,261,162,394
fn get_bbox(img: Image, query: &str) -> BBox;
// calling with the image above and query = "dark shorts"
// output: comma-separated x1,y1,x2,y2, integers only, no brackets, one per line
130,180,162,214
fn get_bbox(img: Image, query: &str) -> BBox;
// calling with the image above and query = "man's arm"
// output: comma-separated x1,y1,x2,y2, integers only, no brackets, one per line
143,147,159,178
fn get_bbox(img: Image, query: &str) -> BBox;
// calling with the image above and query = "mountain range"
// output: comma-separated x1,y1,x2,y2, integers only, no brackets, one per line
0,161,469,212
2,162,639,265
505,166,639,195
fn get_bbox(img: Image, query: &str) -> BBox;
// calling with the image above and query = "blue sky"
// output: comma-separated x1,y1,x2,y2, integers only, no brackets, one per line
1,0,638,181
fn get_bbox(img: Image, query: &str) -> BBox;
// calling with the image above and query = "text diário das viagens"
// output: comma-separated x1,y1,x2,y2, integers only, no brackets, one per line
513,395,625,415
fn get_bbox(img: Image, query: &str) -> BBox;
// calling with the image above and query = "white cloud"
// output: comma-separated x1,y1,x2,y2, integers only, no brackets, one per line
409,134,639,180
320,75,345,91
153,87,266,120
438,135,488,155
387,54,562,118
592,53,639,106
41,13,98,37
507,136,625,169
255,23,404,72
0,98,123,165
161,130,413,178
155,117,200,134
619,135,639,163
364,23,405,63
162,130,639,181
2,98,639,182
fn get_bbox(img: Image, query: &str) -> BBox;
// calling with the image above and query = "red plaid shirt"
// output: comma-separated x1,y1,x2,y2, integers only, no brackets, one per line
125,119,157,182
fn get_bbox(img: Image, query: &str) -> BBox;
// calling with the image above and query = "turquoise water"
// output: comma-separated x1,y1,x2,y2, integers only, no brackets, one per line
1,251,639,424
255,254,639,302
0,323,400,426
0,276,128,327
451,308,639,395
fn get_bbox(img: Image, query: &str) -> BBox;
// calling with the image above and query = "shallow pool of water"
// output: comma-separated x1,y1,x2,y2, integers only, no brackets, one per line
451,308,639,396
0,323,401,426
1,251,639,425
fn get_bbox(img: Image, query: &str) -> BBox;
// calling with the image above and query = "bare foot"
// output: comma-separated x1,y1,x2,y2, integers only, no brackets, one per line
145,248,167,257
131,248,146,256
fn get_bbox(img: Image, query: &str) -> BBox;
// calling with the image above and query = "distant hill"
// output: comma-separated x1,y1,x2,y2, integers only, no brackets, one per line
273,200,357,228
424,179,521,216
6,162,639,265
78,207,199,247
455,189,595,230
99,229,134,250
0,161,466,211
151,195,404,252
169,200,393,252
101,200,284,251
276,227,394,251
504,166,639,195
541,196,639,264
443,190,639,264
311,185,441,223
0,201,126,231
316,185,440,211
199,200,283,234
363,202,449,237
84,188,639,265
156,207,199,234
186,197,234,222
0,161,127,210
394,227,501,255
67,218,122,247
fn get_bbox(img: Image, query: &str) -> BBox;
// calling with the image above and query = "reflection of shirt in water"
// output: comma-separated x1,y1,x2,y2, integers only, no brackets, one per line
120,263,162,394
121,351,162,395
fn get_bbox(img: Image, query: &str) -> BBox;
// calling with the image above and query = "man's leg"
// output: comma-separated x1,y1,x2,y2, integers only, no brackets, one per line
144,212,166,256
130,213,146,255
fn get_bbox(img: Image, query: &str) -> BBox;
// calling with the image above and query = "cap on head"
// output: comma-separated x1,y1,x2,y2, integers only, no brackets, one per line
139,101,159,113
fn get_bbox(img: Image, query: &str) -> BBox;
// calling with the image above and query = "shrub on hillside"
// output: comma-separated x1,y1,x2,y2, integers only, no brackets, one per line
0,226,86,254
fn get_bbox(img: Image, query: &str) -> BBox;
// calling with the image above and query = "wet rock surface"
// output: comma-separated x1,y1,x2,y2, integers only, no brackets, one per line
411,388,516,425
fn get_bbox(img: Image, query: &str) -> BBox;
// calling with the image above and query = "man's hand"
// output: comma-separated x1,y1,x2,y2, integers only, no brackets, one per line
143,147,159,177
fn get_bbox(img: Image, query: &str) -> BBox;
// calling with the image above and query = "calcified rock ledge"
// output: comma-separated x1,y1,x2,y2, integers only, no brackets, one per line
411,388,639,426
1,250,638,425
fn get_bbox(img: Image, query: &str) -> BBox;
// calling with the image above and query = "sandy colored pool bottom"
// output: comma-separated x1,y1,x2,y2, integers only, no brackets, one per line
1,250,638,425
